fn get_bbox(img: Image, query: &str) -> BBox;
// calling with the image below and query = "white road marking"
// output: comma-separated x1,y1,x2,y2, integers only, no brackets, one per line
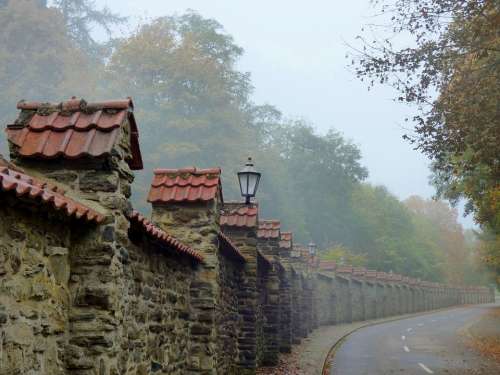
403,345,410,352
407,328,413,332
418,363,434,373
431,319,436,322
401,335,406,340
418,323,424,327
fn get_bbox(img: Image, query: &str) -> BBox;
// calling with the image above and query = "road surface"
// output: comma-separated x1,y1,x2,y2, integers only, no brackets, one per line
330,304,500,375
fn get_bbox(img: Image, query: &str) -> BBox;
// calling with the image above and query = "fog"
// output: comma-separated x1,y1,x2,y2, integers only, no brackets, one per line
96,0,473,228
0,0,492,292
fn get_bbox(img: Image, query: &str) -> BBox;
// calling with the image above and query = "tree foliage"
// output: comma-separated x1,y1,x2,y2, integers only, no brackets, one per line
321,245,367,267
0,0,95,136
405,196,480,284
50,0,126,59
105,11,258,205
350,0,499,277
0,6,489,285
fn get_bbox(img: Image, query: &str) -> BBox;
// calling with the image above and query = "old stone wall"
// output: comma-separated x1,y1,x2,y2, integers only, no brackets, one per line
1,97,494,375
0,199,72,375
277,266,292,353
351,280,364,322
221,226,258,373
118,235,195,375
314,274,336,326
1,192,494,375
216,251,243,375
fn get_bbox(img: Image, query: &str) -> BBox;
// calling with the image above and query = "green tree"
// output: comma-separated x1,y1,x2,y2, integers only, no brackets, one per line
350,185,444,280
321,244,367,267
50,0,126,59
105,11,259,209
256,119,368,245
350,0,499,279
0,0,96,155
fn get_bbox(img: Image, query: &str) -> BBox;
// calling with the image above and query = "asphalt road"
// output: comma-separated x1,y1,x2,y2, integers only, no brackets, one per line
330,303,500,375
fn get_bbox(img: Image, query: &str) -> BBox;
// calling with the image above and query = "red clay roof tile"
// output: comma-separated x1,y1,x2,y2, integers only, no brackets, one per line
279,231,293,248
336,265,353,274
377,272,397,281
353,267,367,276
364,270,378,279
6,98,142,170
220,203,258,228
319,260,336,271
390,273,403,282
218,231,246,263
128,210,204,262
257,220,280,239
148,167,222,204
0,164,103,223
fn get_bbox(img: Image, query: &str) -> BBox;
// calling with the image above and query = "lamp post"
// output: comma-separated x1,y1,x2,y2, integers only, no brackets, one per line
308,241,317,256
237,157,261,204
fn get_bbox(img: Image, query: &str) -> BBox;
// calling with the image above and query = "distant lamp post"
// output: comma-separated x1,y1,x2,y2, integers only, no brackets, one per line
238,157,261,204
308,241,317,256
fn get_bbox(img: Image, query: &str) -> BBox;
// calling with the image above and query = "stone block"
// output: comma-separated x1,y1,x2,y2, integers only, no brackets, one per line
80,171,119,192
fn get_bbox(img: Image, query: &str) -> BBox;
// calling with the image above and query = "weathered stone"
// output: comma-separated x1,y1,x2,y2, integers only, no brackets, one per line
45,170,78,186
80,171,119,192
0,125,490,375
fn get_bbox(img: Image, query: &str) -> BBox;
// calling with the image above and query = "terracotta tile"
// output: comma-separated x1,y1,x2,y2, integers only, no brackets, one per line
148,167,222,203
257,220,280,238
6,98,142,169
128,210,204,262
220,204,258,228
0,163,103,223
319,260,336,271
279,231,293,248
218,231,246,263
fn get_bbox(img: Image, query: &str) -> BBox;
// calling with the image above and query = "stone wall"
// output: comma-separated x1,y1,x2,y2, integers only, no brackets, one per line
1,180,493,375
221,225,258,373
216,250,243,375
119,231,196,375
0,199,73,375
0,97,494,375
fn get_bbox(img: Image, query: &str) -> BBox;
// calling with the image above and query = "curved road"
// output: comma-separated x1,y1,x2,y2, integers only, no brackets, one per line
331,304,500,375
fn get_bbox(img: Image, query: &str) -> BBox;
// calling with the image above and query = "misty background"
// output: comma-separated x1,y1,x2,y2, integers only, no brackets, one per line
97,1,434,208
0,0,490,284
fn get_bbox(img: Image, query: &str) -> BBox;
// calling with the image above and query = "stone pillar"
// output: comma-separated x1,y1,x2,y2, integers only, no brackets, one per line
149,167,240,375
290,268,302,343
375,281,386,318
257,220,282,366
335,274,352,323
363,281,377,320
351,279,364,321
6,98,142,375
220,202,259,373
278,232,293,353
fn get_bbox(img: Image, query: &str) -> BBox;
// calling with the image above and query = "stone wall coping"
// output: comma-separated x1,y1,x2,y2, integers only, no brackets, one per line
128,210,204,262
0,162,104,224
218,231,247,263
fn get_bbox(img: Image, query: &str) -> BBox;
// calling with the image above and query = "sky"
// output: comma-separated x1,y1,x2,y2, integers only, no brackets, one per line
96,0,474,228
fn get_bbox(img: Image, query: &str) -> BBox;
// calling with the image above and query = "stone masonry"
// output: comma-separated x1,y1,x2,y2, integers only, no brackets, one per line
0,98,494,375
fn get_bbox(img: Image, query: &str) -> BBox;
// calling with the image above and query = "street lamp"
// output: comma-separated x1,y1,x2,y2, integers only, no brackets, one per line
308,241,317,256
237,157,261,204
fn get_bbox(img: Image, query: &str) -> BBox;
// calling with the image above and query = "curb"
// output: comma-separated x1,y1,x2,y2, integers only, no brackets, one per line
320,305,474,375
